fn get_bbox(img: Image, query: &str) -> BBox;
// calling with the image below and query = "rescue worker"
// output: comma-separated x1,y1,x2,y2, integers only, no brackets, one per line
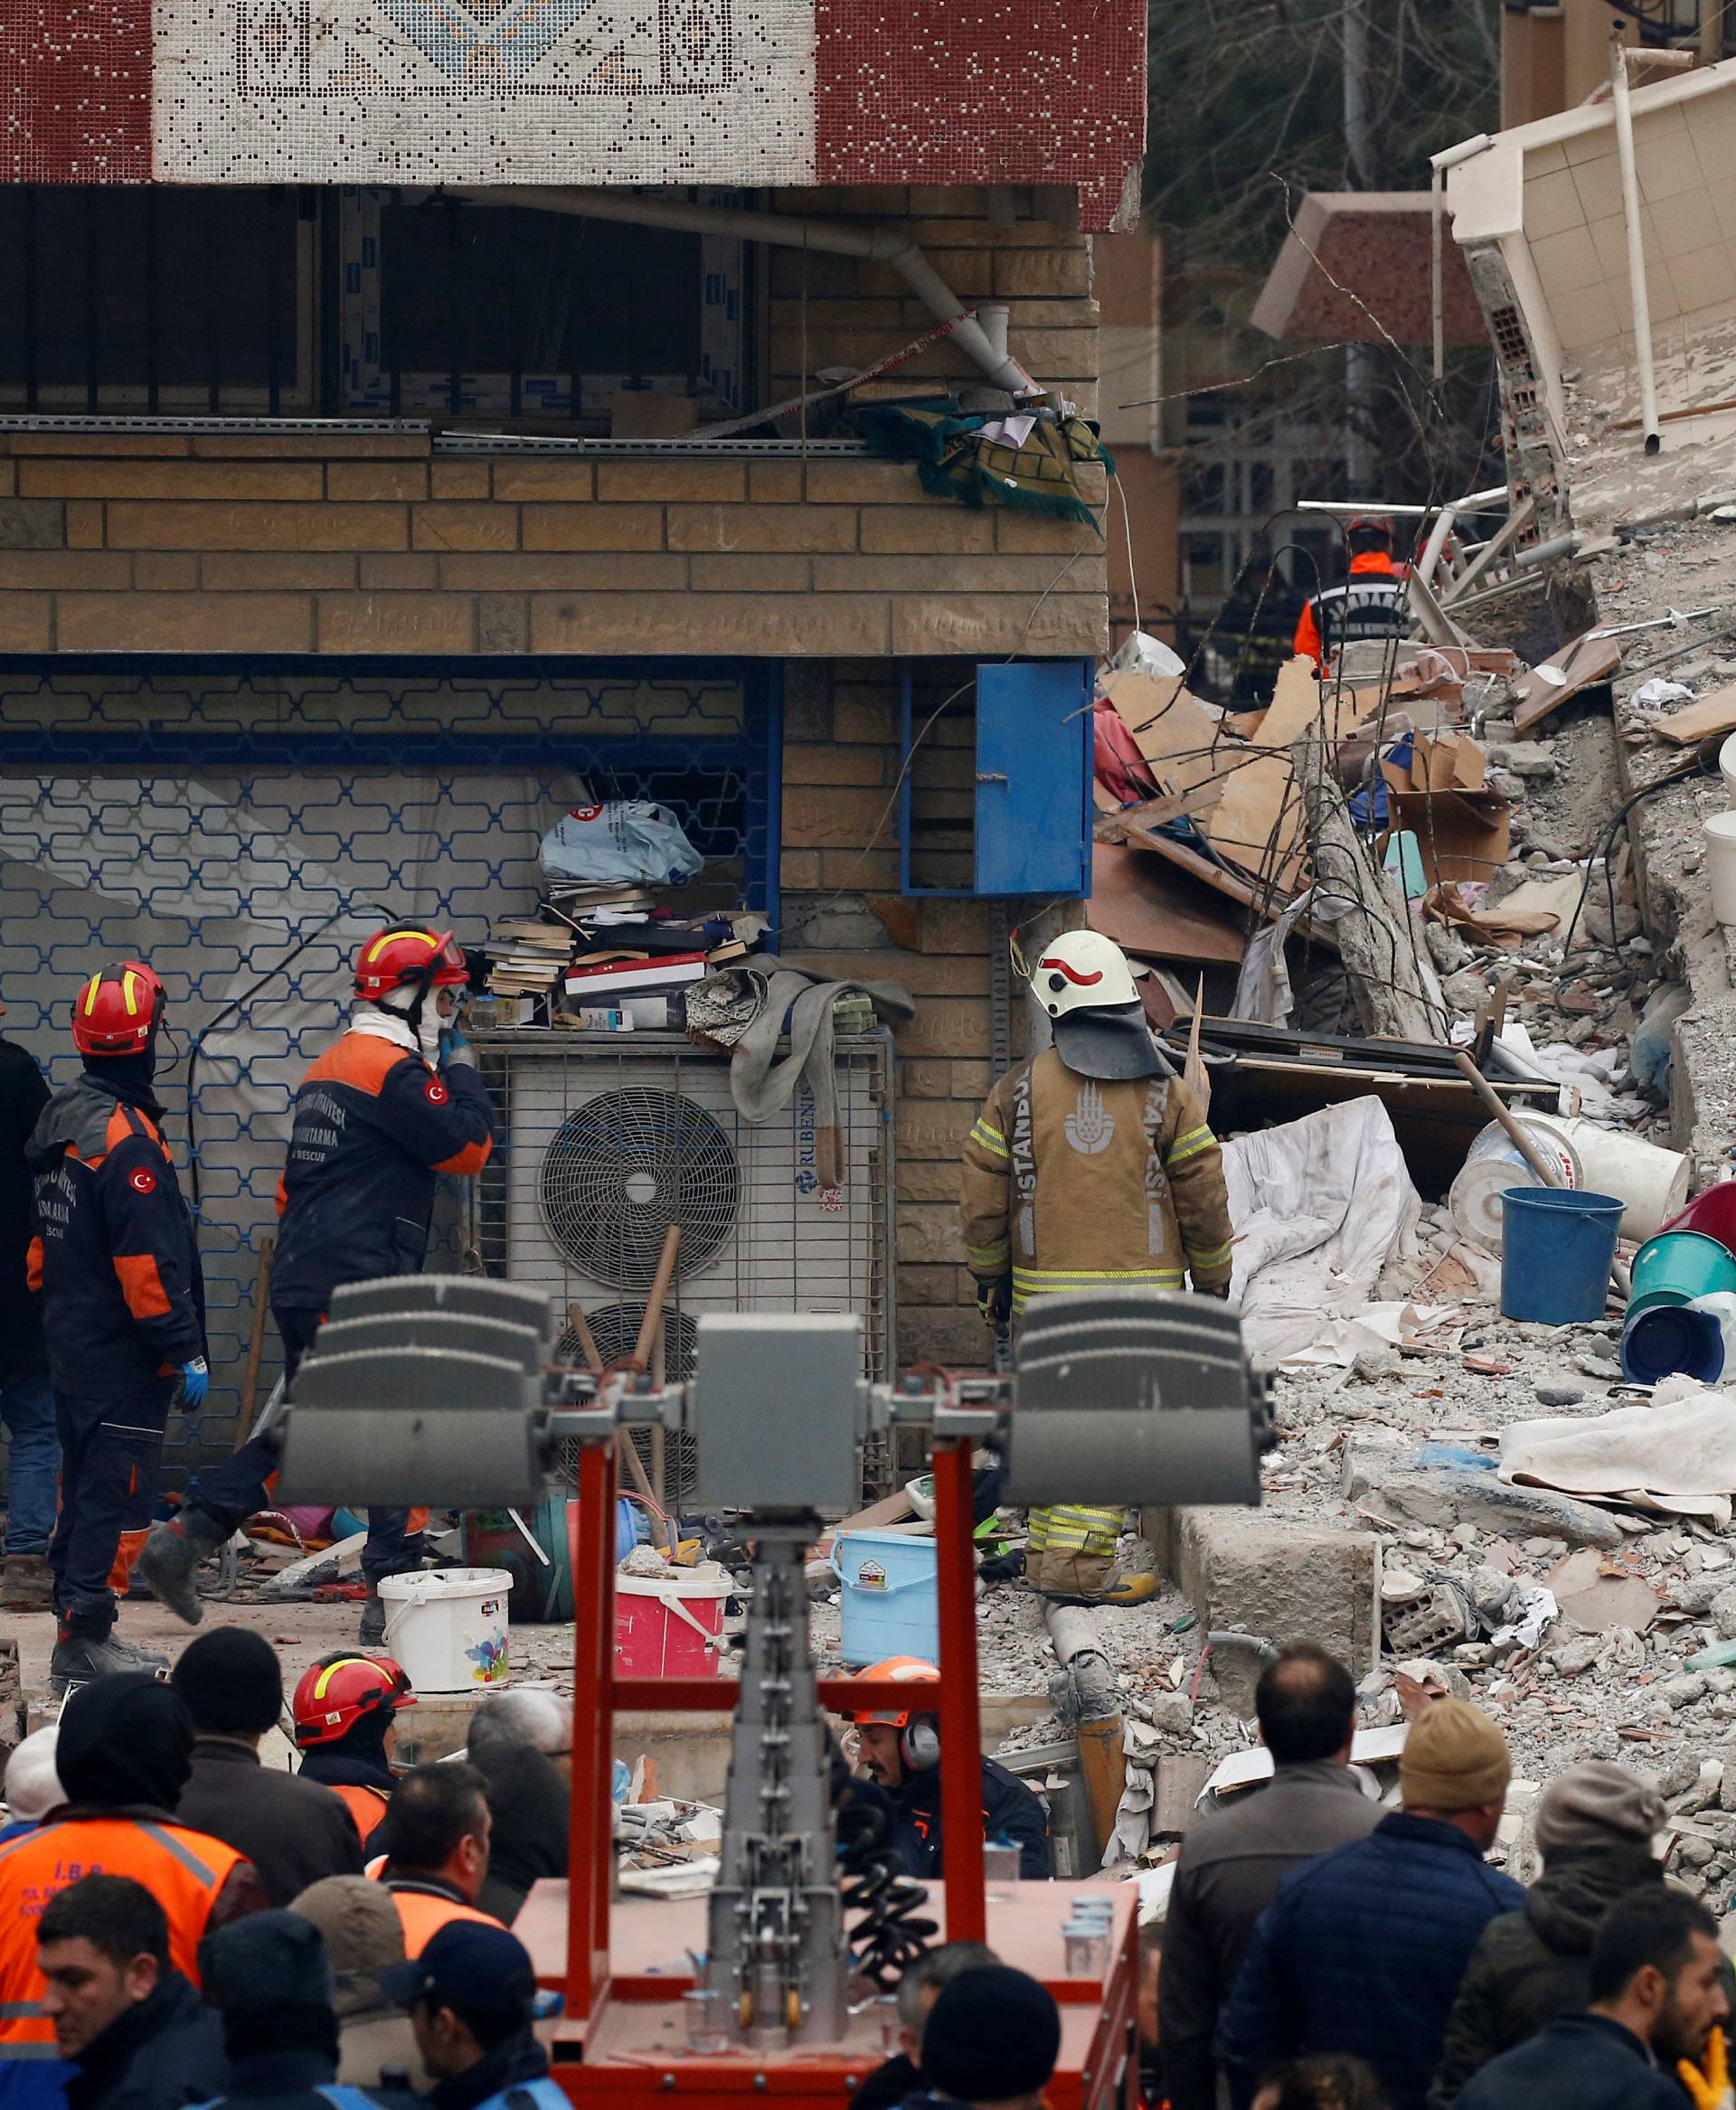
291,1652,418,1850
0,1674,265,2068
373,1766,503,1957
850,1658,1050,1881
24,960,207,1687
1291,515,1409,675
140,927,495,1646
958,929,1234,1605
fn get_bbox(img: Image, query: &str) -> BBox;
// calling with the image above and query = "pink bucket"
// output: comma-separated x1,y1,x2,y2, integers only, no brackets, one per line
612,1570,734,1679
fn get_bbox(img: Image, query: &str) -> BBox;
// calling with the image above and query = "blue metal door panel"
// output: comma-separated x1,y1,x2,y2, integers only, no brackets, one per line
974,659,1093,896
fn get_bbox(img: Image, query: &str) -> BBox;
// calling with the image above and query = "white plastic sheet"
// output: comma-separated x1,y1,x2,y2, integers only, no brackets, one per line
1500,1388,1736,1528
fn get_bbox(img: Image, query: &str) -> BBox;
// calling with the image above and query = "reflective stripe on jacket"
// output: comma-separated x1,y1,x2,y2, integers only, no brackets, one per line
0,1816,245,2054
1027,1504,1122,1557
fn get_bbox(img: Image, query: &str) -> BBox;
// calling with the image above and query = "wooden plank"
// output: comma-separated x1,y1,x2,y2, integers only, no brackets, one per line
1654,679,1736,745
1153,1753,1213,1837
1511,632,1621,735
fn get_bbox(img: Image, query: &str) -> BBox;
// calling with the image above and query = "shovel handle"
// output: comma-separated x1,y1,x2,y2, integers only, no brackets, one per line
1452,1050,1564,1188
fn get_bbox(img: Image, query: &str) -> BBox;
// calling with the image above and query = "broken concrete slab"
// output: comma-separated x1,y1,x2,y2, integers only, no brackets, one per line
1344,1436,1627,1549
1547,1546,1662,1634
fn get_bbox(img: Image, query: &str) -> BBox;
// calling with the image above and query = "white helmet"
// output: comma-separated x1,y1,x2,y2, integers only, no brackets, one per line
1030,930,1171,1082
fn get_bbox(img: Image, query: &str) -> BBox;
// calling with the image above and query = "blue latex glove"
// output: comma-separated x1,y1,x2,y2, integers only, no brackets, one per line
438,1024,474,1069
178,1357,209,1407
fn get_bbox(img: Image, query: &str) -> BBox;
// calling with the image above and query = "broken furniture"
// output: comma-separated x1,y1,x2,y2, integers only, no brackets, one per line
276,1278,1272,2105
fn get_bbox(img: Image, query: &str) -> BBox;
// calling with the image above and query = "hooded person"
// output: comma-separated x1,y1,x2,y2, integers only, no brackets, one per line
0,1675,267,2064
24,959,207,1688
139,927,495,1650
198,1908,417,2110
291,1878,430,2092
0,1726,63,1843
1430,1760,1668,2107
958,928,1234,1603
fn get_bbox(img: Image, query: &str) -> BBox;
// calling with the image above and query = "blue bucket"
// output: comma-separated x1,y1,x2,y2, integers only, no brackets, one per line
1499,1187,1624,1323
1620,1304,1726,1386
829,1529,939,1668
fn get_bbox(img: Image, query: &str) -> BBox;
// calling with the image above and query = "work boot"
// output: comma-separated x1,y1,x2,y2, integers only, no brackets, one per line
1089,1572,1160,1607
358,1594,387,1649
135,1508,230,1625
49,1628,169,1693
0,1554,53,1612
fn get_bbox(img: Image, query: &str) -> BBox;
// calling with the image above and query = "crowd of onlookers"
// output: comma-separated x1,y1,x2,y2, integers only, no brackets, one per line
0,1627,1726,2110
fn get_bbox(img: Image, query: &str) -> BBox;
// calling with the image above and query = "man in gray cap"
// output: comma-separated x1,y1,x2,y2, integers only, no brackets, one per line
1430,1759,1666,2107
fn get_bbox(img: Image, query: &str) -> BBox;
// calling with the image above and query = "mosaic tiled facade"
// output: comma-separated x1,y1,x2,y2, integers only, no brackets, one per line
2,0,1144,225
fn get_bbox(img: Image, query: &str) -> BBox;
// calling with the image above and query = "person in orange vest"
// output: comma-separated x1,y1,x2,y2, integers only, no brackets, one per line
292,1652,418,1851
0,1674,265,2068
1291,516,1410,675
373,1766,501,1957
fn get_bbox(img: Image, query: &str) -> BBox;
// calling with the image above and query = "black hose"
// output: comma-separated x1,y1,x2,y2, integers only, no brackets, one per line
836,1794,937,1990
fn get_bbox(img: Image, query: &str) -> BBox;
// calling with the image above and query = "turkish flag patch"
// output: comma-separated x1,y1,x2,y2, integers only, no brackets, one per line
129,1167,156,1194
425,1079,448,1106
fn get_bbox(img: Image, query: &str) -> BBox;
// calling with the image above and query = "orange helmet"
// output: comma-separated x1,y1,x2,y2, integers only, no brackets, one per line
850,1656,941,1729
291,1651,417,1747
354,928,467,1002
71,962,167,1058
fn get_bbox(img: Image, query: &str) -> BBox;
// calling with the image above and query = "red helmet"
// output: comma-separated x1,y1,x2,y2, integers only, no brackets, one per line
850,1656,940,1729
71,962,167,1058
1344,513,1395,544
354,928,467,1002
291,1651,417,1747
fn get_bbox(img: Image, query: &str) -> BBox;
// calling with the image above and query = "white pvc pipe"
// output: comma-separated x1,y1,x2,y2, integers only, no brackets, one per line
449,184,1041,398
1610,37,1661,453
1296,487,1506,518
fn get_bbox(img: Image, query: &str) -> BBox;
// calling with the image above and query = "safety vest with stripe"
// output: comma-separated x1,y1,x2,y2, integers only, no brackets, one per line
1026,1505,1123,1557
0,1816,245,2057
382,1882,502,1957
333,1784,391,1848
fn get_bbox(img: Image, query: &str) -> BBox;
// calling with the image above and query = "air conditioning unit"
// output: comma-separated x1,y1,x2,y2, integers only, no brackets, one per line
476,1034,896,1401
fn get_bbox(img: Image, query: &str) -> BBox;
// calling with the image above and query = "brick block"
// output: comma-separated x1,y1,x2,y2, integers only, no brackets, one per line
781,783,896,848
1145,1509,1378,1708
19,461,323,501
820,849,899,888
993,248,1093,297
892,592,1107,656
782,744,886,786
64,503,102,549
1005,328,1099,377
780,850,824,888
782,663,832,743
328,462,429,502
897,1264,960,1306
896,1000,991,1060
411,504,517,551
316,594,476,654
0,501,63,551
858,508,996,555
901,1060,953,1100
5,434,191,457
898,1206,967,1264
898,1159,968,1203
477,594,530,654
55,593,313,653
106,504,407,551
359,554,439,589
834,689,896,743
750,463,803,503
189,432,429,458
866,894,920,950
897,1308,989,1365
689,553,811,591
919,900,992,954
522,505,665,551
0,595,51,650
202,553,359,591
131,553,200,590
0,462,14,495
431,462,491,499
529,591,889,656
665,504,858,554
597,461,746,503
995,509,1106,551
803,461,921,504
823,554,1098,594
0,551,127,589
489,462,595,502
439,552,686,592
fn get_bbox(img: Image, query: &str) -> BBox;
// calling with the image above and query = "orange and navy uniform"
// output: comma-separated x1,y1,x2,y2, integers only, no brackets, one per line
269,1031,495,1314
890,1754,1051,1881
331,1782,392,1847
0,1814,246,2058
23,1077,204,1401
375,1877,501,1956
1291,551,1408,673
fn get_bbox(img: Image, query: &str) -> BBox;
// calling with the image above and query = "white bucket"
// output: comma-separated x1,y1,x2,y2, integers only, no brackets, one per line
1705,811,1736,925
1448,1116,1582,1253
378,1567,512,1693
1721,730,1736,805
1553,1116,1690,1243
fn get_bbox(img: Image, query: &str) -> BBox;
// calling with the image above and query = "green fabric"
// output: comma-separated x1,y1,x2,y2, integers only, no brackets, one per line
853,398,1111,528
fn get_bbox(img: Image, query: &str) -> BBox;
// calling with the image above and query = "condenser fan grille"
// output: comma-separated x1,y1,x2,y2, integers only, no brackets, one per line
538,1088,738,1288
554,1306,699,1500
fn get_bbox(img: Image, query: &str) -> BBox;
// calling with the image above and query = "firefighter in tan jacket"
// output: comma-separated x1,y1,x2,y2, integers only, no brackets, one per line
959,930,1235,1605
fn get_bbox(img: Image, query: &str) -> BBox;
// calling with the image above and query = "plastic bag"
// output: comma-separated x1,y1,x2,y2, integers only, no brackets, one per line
540,802,703,889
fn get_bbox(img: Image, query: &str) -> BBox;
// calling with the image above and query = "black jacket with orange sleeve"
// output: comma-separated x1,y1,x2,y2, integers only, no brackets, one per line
24,1071,206,1401
269,1029,495,1314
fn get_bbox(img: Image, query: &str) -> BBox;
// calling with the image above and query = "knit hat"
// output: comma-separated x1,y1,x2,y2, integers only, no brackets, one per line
202,1909,339,2062
57,1673,194,1813
920,1966,1061,2102
1399,1699,1510,1813
172,1625,284,1738
1534,1760,1664,1856
3,1728,62,1823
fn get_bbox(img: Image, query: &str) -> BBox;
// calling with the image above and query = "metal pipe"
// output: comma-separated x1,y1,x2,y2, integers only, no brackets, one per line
1431,163,1446,388
1296,487,1505,517
1414,498,1459,589
449,184,1041,398
933,1438,986,1942
1610,33,1663,454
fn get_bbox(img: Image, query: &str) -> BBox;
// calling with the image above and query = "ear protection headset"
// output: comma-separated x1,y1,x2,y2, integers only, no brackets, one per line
901,1713,941,1772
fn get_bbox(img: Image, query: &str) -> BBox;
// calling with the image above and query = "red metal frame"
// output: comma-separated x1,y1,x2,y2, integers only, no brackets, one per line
561,1432,987,2023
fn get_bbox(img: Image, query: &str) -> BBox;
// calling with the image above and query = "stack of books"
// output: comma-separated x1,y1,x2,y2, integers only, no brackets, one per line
476,891,768,1030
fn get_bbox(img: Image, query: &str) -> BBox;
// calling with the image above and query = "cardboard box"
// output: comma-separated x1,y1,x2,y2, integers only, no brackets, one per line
1380,730,1508,885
